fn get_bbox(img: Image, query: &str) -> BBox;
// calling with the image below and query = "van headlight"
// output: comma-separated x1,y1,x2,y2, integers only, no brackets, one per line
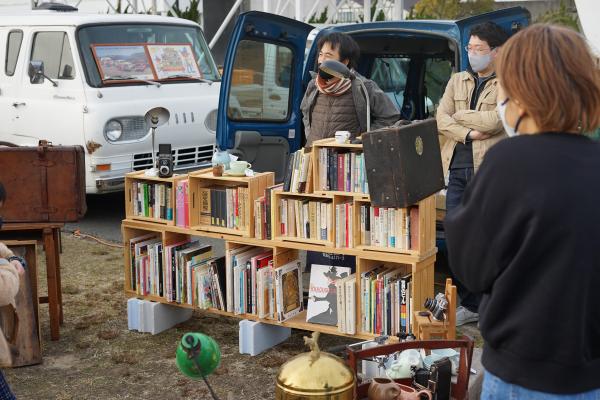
204,109,217,134
104,120,123,142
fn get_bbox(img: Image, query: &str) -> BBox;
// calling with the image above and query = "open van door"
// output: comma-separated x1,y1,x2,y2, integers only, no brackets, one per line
216,11,313,182
456,7,530,70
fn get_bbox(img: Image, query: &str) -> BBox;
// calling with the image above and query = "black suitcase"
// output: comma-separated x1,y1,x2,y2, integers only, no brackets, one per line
362,119,444,208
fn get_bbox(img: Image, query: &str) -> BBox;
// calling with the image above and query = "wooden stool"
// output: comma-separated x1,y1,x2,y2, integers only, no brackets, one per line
413,278,456,340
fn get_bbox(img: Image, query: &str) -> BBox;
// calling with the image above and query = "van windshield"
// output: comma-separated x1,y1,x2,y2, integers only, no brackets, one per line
77,23,219,87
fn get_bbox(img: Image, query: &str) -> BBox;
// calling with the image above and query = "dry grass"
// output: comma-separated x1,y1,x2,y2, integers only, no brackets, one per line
3,232,482,399
2,233,357,400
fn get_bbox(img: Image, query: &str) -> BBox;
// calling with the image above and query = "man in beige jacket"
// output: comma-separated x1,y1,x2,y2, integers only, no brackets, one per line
0,183,24,400
437,22,508,326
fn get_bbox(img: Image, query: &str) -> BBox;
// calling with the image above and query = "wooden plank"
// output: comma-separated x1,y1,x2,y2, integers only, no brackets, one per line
0,241,41,367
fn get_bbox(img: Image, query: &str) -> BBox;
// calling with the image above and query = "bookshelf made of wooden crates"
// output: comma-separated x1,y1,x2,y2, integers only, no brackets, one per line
122,138,437,340
123,218,435,340
187,169,274,237
125,171,188,226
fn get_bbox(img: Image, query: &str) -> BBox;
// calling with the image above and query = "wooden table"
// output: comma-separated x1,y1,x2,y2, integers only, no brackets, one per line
0,222,64,340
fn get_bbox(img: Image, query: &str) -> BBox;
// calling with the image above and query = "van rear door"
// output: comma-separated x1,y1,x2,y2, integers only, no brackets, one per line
216,11,313,181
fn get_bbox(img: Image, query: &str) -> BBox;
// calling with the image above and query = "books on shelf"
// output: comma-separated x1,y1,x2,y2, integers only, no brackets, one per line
193,257,226,311
360,266,413,336
254,183,284,240
283,149,311,193
175,179,190,228
274,259,303,322
225,246,274,316
335,273,356,334
278,198,332,241
165,240,213,304
130,234,162,295
132,181,173,220
335,201,354,248
306,264,352,327
197,186,250,231
316,148,368,194
357,205,416,250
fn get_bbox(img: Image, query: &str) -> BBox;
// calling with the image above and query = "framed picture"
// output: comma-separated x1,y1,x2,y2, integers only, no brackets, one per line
91,44,155,81
147,44,202,80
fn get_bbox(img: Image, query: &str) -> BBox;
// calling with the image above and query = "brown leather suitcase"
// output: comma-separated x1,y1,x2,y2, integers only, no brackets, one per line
362,119,444,208
0,141,86,222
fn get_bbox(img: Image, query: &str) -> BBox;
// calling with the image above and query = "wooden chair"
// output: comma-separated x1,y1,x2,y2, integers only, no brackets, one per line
413,278,457,340
346,336,474,400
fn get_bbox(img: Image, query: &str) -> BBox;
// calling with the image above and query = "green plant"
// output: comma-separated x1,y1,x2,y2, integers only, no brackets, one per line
536,0,579,32
106,0,131,14
409,0,493,20
168,0,201,23
308,6,329,24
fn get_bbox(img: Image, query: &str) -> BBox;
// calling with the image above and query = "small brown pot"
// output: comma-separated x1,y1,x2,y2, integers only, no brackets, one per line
396,384,432,400
367,378,401,400
212,164,224,177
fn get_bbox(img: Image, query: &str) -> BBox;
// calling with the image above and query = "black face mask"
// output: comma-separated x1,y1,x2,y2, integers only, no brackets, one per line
318,68,334,81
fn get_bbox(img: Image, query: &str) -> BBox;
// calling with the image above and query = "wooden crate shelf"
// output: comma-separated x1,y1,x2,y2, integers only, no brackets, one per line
188,169,274,238
311,137,370,197
122,136,439,340
125,171,189,226
271,191,336,247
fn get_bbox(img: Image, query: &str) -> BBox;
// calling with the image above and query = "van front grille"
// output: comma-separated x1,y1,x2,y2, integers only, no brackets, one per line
133,145,214,171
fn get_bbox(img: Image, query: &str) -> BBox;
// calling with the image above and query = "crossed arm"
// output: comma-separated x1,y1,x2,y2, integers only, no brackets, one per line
436,74,503,142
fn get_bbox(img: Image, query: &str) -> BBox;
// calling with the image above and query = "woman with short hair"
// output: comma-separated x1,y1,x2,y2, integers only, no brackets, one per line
445,24,600,398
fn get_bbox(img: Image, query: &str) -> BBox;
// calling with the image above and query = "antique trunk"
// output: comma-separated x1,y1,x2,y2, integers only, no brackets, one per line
0,141,86,222
362,119,444,208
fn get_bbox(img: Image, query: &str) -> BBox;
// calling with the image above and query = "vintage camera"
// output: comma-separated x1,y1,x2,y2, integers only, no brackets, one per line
158,144,173,178
423,293,448,321
413,357,452,400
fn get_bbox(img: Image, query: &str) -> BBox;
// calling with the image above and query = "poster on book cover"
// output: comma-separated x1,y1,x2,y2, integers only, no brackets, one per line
146,44,201,79
306,264,351,326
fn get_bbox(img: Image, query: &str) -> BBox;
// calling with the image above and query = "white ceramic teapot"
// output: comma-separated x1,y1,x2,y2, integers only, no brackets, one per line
211,148,231,170
385,349,424,379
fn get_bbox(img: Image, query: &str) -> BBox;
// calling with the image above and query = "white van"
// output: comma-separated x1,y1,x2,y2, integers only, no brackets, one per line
0,5,221,193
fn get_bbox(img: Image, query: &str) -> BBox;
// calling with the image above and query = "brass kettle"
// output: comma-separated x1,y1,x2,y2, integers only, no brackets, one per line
275,332,355,399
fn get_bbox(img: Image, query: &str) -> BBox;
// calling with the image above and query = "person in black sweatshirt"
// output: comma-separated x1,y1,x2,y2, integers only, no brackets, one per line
445,24,600,397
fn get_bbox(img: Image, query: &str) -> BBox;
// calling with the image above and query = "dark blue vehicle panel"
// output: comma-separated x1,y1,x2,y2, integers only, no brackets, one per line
217,8,530,153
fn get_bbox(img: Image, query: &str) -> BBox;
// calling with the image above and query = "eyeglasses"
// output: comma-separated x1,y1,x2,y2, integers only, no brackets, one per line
465,45,494,54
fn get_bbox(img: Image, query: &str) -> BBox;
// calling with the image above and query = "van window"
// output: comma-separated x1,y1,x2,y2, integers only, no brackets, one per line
31,32,75,80
77,24,219,87
227,40,293,121
370,57,410,111
5,30,23,76
424,58,452,116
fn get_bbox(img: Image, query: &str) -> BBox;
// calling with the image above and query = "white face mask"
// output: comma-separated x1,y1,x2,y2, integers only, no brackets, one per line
468,53,492,73
497,98,522,137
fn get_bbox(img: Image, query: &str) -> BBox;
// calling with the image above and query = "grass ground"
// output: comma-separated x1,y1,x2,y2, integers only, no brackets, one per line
3,232,481,399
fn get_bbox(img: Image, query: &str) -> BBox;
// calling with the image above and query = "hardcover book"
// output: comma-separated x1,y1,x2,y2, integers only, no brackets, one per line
306,264,351,326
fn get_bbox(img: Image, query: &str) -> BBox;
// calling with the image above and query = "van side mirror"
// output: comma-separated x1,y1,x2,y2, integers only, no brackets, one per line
28,60,58,87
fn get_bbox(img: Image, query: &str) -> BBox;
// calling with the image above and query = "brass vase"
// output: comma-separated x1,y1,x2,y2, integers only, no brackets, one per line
275,332,355,399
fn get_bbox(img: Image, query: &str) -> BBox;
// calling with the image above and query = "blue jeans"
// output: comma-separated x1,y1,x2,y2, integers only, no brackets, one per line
482,370,600,399
445,167,481,313
0,371,15,400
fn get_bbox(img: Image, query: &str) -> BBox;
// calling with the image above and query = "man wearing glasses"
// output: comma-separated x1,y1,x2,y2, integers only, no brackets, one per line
436,22,509,326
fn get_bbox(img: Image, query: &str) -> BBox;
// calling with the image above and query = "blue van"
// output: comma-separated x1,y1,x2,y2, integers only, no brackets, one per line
216,8,530,181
